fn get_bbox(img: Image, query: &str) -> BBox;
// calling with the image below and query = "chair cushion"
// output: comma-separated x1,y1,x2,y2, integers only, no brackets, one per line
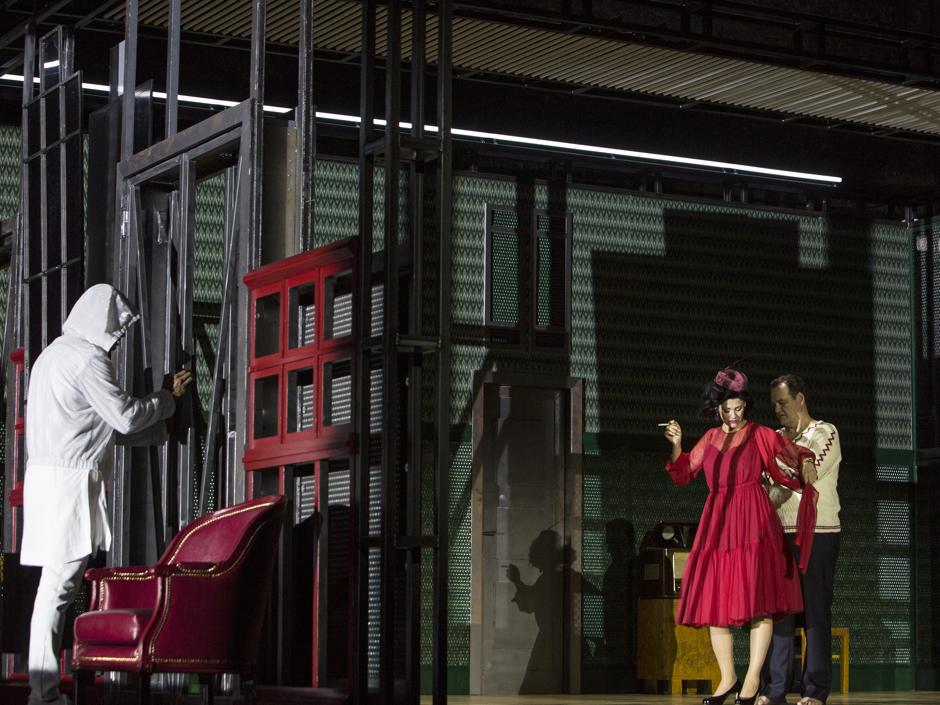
74,608,153,645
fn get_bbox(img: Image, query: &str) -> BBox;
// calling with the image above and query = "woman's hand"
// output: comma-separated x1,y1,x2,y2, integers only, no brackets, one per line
506,563,521,585
663,420,683,461
663,420,682,447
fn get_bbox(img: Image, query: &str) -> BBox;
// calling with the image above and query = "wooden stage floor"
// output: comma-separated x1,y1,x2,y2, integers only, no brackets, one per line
430,695,940,705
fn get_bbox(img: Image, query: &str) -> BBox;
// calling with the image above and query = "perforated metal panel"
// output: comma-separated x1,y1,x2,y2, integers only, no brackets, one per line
295,474,317,525
446,173,915,678
447,439,473,670
194,175,225,304
0,127,18,220
309,159,409,252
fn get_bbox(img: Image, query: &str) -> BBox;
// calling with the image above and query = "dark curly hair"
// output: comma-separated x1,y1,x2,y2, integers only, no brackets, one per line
701,378,752,420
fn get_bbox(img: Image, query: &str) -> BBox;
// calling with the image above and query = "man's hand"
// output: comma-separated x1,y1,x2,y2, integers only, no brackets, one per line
801,459,818,486
171,369,193,398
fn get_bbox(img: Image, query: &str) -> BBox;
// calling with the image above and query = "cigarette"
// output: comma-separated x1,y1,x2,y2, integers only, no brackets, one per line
657,423,670,427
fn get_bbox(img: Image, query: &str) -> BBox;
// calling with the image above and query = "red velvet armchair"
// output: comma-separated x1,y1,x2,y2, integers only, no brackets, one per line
72,495,286,704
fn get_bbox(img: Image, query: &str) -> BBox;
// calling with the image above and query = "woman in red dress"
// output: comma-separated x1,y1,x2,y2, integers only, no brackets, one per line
662,368,818,705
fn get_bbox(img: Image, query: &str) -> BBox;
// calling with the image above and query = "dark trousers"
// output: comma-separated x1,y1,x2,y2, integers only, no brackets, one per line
761,532,840,704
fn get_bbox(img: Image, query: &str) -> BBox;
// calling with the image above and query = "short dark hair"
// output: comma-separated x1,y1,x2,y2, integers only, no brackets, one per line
771,374,807,402
701,380,752,420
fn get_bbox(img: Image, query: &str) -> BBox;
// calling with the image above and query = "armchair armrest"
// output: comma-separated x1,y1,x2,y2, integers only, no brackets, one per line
85,566,161,611
85,565,151,582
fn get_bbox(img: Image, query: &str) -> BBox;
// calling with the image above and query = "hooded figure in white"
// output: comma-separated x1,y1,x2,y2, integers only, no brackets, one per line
22,284,188,705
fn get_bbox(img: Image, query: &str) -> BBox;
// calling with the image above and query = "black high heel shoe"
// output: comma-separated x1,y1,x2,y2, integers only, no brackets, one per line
734,692,759,705
702,680,741,705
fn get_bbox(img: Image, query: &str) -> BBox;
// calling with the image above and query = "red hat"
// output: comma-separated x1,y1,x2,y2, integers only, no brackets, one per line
714,368,748,393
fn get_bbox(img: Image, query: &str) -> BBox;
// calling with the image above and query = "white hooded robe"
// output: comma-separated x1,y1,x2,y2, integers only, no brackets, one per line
20,284,176,567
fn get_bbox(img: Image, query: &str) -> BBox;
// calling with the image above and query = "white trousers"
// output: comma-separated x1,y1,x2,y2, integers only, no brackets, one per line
28,556,89,705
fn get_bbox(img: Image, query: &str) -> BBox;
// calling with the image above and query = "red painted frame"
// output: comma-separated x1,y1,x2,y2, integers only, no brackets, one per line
242,239,358,688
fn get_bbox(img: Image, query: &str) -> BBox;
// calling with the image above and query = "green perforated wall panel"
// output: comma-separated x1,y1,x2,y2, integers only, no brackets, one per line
0,126,18,220
0,126,13,502
309,158,409,252
0,137,920,688
444,173,915,685
194,175,225,305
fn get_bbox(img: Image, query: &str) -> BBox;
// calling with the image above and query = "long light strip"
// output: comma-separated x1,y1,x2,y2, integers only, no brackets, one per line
2,73,842,184
1,73,292,114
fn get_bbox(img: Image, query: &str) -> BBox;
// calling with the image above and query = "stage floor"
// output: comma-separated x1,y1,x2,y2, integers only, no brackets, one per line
433,695,940,705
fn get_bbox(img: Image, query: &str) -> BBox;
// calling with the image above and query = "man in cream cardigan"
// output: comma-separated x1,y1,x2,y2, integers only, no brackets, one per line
21,284,192,705
760,375,842,705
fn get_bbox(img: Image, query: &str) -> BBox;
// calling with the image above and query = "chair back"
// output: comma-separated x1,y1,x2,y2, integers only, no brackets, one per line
150,494,286,673
160,494,282,566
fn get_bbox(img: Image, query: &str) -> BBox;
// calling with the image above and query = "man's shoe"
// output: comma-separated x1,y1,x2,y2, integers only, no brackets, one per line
797,698,824,705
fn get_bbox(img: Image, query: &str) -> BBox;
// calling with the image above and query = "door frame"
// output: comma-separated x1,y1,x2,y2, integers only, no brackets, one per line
469,371,584,695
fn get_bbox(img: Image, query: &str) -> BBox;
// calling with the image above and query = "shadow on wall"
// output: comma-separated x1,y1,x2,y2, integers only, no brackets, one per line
601,518,637,685
507,528,599,694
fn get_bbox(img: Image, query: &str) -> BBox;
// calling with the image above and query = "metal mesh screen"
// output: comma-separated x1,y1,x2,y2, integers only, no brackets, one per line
489,230,519,325
445,173,914,686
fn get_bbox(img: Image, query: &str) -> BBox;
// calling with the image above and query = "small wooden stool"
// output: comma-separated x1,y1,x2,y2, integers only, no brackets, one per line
795,626,849,693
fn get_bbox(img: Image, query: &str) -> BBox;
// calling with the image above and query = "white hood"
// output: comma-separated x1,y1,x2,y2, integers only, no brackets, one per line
61,283,140,352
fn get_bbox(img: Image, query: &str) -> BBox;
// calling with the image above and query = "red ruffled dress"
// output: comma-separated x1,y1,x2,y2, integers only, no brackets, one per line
666,422,818,628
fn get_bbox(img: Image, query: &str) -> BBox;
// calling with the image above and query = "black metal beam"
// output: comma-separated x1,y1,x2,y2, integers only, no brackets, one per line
354,1,376,701
0,0,72,55
381,0,402,700
165,0,181,137
200,162,242,516
247,0,265,271
295,0,315,252
120,0,139,163
404,1,427,702
433,3,453,705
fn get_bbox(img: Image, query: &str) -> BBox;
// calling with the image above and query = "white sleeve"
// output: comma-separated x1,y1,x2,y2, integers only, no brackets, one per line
77,354,176,435
809,425,841,480
116,421,170,447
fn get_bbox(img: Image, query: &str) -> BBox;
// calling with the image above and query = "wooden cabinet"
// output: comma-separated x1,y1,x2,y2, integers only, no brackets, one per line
636,597,720,695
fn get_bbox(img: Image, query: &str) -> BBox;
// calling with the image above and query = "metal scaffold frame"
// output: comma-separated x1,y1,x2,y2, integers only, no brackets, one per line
1,0,454,700
353,2,452,703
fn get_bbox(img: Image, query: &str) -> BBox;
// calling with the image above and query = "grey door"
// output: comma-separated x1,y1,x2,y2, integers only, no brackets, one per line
480,384,567,694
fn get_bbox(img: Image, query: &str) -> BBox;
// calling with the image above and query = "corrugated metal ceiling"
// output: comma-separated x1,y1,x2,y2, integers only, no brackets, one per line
110,0,940,135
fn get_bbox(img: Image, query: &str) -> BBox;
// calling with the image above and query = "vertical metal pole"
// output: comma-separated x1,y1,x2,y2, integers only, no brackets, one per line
112,0,140,569
121,0,139,161
111,181,138,568
165,0,181,138
247,0,265,271
201,166,242,517
382,1,402,701
295,0,316,252
405,2,426,703
354,2,376,701
131,187,168,558
1,30,31,561
925,207,938,447
176,158,197,523
2,218,24,557
433,2,453,703
221,166,243,507
18,27,33,359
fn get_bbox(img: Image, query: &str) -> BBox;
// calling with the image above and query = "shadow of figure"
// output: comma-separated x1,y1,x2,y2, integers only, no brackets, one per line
601,518,637,688
507,529,598,694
